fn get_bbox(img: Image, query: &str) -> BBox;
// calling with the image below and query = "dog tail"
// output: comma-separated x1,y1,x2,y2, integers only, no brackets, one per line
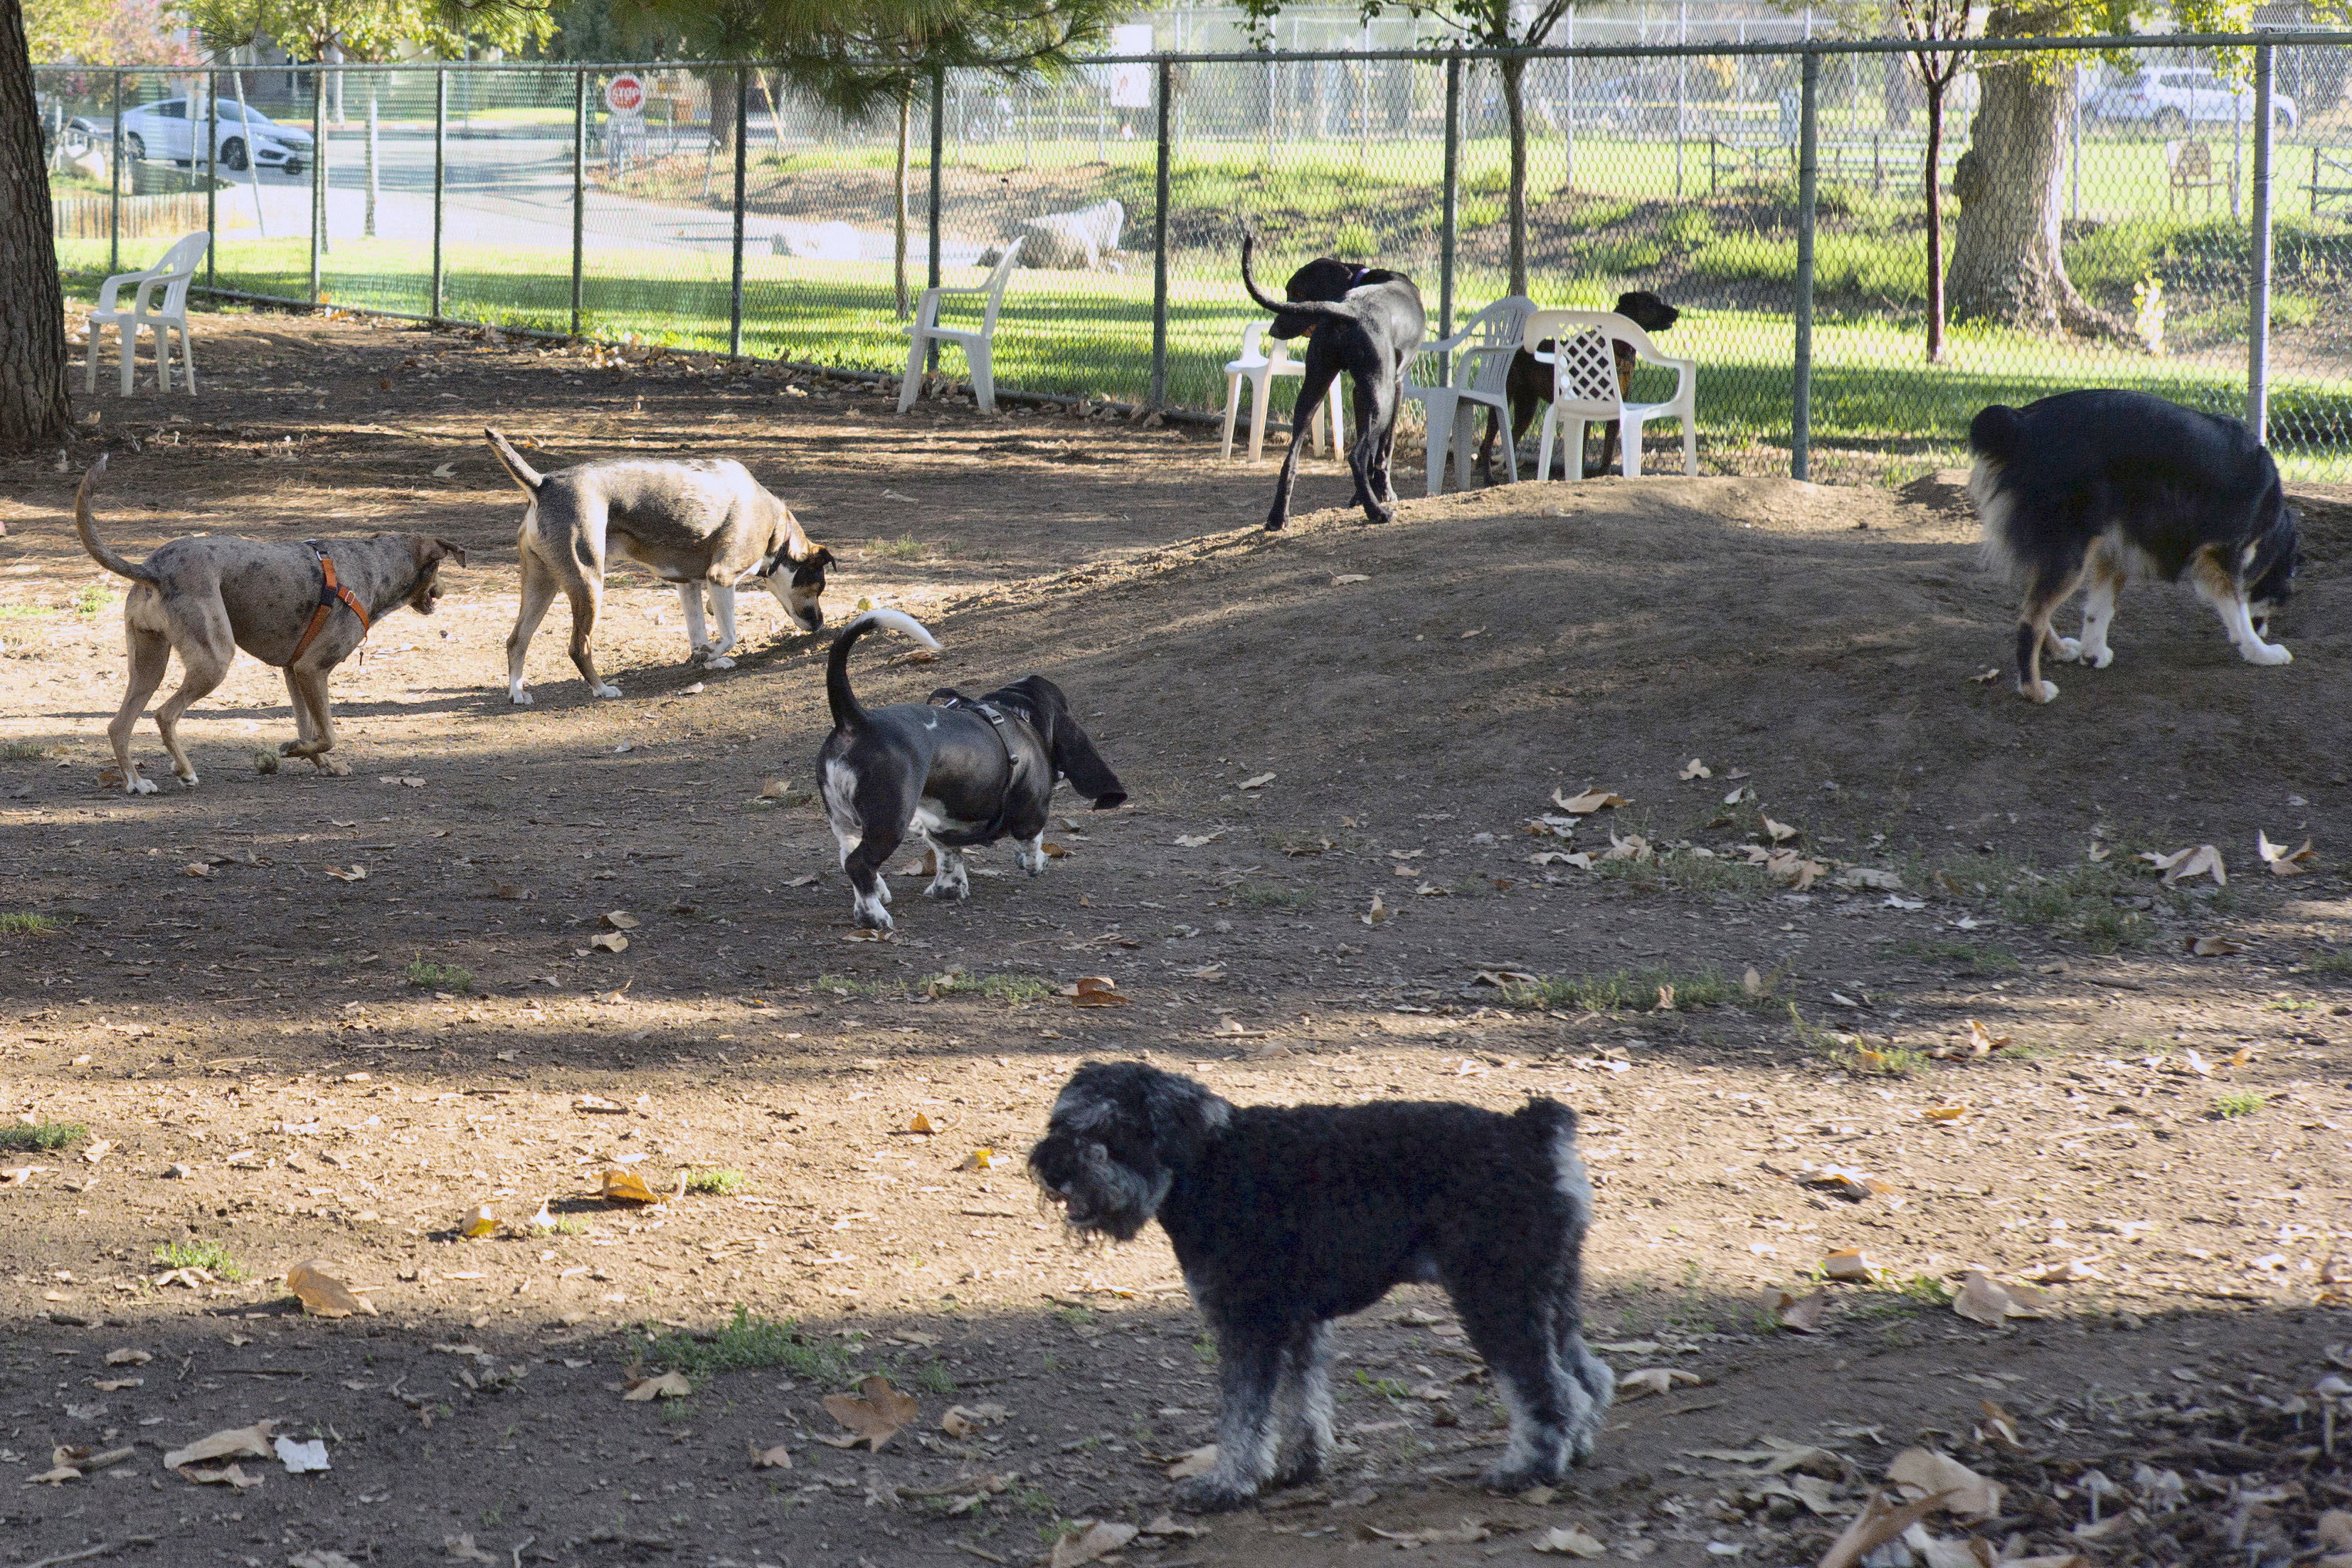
1240,232,1349,324
72,455,159,585
825,609,943,734
483,428,544,494
1967,403,2025,467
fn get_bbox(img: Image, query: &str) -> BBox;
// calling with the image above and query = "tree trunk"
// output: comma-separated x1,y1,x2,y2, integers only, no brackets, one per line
1945,31,2124,340
893,92,911,319
0,0,70,452
1922,76,1946,363
1500,53,1528,295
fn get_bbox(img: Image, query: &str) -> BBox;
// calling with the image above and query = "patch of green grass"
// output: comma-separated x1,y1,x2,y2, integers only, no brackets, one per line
921,970,1053,1004
155,1239,247,1280
911,1360,957,1394
684,1169,746,1196
0,911,62,936
2213,1090,2265,1119
1850,1273,1953,1319
0,1119,85,1153
1501,965,1744,1013
637,1305,854,1385
549,1217,589,1236
1231,881,1315,911
0,739,50,761
70,585,113,618
1890,938,2018,973
406,959,474,991
1789,1003,1925,1076
1353,1370,1411,1400
0,603,55,620
2308,952,2352,978
1052,1305,1096,1329
1588,848,1772,899
814,973,899,998
1988,860,2154,952
867,534,929,561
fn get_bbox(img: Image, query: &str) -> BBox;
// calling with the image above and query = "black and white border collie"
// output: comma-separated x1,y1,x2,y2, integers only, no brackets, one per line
1968,388,2301,704
815,610,1125,930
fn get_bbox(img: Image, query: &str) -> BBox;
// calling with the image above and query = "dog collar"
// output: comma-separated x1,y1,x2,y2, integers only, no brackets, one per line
290,541,372,662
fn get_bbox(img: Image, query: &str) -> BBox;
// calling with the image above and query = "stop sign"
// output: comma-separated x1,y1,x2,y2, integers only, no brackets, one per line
605,74,645,115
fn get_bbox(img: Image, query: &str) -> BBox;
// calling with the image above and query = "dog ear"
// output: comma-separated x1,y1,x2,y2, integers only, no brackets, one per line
433,539,468,568
413,537,468,571
1003,677,1125,810
790,546,836,586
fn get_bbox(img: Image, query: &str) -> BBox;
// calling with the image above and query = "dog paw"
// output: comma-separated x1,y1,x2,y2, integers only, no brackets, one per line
1018,851,1047,876
2087,645,2115,669
1172,1477,1260,1514
2052,636,2083,662
923,880,969,902
508,684,535,706
2023,679,2060,704
1479,1463,1559,1495
701,655,736,671
2243,642,2294,667
125,776,159,797
591,683,623,699
176,773,201,789
313,757,351,778
1267,1456,1324,1490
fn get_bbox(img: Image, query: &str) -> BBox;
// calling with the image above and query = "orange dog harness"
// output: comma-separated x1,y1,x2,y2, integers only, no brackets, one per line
289,542,371,662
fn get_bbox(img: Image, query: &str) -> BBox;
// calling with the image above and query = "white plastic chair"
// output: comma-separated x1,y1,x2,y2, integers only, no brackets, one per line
1401,295,1533,494
1524,308,1697,481
1219,320,1344,462
87,231,209,396
900,237,1021,415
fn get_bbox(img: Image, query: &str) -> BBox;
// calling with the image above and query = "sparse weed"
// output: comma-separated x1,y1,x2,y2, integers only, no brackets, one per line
1053,1305,1096,1329
1231,882,1315,911
2308,952,2352,978
638,1305,854,1384
0,1119,85,1153
1353,1370,1411,1399
155,1239,247,1280
406,959,474,991
0,603,54,620
1502,966,1744,1013
1851,1274,1952,1318
0,912,61,936
70,586,113,618
911,1360,957,1394
868,534,930,561
2213,1091,2265,1119
1890,938,2018,973
684,1169,746,1196
815,973,897,998
0,739,51,760
1987,860,2152,951
921,970,1053,1004
1589,849,1771,899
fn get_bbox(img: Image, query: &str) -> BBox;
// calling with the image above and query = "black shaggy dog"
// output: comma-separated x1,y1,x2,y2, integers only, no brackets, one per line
1968,388,2300,704
1029,1061,1612,1513
1240,233,1427,531
1477,290,1680,482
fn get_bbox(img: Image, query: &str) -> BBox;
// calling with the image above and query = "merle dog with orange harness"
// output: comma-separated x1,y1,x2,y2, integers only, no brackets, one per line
71,453,466,793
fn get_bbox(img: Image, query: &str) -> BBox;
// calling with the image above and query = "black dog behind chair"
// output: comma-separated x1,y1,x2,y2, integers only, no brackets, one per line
1478,291,1680,482
1029,1061,1612,1513
1240,234,1426,531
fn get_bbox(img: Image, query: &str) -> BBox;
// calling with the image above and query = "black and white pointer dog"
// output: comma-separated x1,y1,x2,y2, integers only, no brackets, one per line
1240,234,1426,531
1969,389,2301,704
817,610,1125,930
1029,1061,1612,1512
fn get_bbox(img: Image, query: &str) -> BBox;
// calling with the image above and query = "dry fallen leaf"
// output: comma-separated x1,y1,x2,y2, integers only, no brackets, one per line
1050,1521,1140,1568
1069,976,1128,1008
1172,832,1223,848
459,1204,497,1239
1966,1018,2011,1056
1239,771,1276,790
1553,788,1630,814
1367,1521,1490,1547
1816,1488,1961,1568
1821,1248,1878,1283
2024,1256,2102,1284
1330,572,1370,585
1922,1104,1969,1122
1774,1288,1830,1334
1362,892,1389,926
443,1535,499,1564
2141,843,2225,886
165,1421,275,1470
2260,830,2316,876
1742,965,1771,999
1951,1270,2049,1325
178,1461,263,1490
1763,815,1800,842
1886,1448,2003,1520
749,1443,793,1470
1616,1367,1704,1399
958,1148,1003,1172
903,1112,938,1135
599,910,640,931
600,1168,659,1204
1531,1525,1608,1557
589,931,629,953
820,1376,919,1451
104,1348,151,1366
2186,935,2245,957
1166,1445,1218,1479
1679,758,1712,780
620,1370,692,1402
324,864,366,883
286,1261,377,1318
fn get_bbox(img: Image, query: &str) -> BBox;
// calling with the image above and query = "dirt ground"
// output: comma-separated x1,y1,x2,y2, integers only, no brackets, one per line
7,310,2352,1568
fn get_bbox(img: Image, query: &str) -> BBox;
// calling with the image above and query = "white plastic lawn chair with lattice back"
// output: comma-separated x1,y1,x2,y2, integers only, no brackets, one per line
1522,307,1697,481
1401,295,1533,495
900,238,1022,415
1219,320,1345,463
86,231,210,396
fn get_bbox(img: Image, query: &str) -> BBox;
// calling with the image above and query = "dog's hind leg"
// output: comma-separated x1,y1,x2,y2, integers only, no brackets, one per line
109,623,171,795
562,572,622,699
1352,371,1402,524
1554,1308,1615,1461
922,841,970,902
2075,541,2126,669
1176,1328,1287,1511
1266,359,1340,532
505,549,561,706
1016,829,1049,876
2012,562,2087,705
1267,1320,1336,1489
1456,1291,1589,1490
151,625,234,790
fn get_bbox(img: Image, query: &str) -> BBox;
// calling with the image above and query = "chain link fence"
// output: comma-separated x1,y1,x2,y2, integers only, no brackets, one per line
38,33,2352,484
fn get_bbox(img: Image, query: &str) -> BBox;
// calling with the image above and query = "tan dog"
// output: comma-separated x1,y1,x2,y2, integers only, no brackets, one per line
73,455,466,794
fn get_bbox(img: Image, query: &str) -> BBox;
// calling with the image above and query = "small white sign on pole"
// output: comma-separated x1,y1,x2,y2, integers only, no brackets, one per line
1107,24,1154,110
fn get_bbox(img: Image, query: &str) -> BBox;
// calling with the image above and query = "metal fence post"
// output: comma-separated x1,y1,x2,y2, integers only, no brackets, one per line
109,70,122,276
729,68,746,359
928,65,945,371
571,69,586,339
1150,56,1172,411
1792,49,1818,482
205,70,218,292
1440,53,1461,348
309,66,324,302
2247,43,2275,445
431,68,445,323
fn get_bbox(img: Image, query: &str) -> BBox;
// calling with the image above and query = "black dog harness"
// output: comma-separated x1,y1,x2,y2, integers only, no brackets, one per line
927,691,1029,847
288,541,372,662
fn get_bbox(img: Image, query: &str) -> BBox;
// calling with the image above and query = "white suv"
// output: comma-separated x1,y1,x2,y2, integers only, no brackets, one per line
120,97,313,174
2089,67,2297,133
